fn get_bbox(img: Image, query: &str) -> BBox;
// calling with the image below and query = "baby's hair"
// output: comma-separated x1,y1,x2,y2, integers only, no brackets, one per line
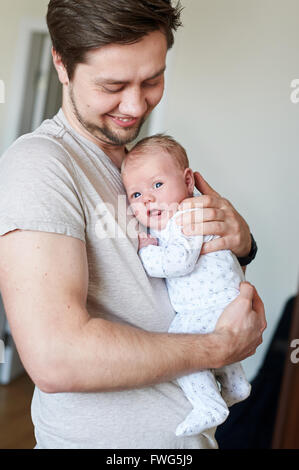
121,133,189,174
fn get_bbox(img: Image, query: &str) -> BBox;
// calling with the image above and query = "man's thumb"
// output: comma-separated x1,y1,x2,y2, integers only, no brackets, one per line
239,281,255,301
194,171,220,197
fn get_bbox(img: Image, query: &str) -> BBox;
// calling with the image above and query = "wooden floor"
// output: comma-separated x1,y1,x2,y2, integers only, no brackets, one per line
0,373,36,449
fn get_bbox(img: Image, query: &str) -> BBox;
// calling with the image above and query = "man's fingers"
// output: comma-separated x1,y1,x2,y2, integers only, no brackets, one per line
194,171,221,197
200,238,229,254
179,194,225,210
176,209,227,235
187,220,226,236
247,348,257,358
176,208,226,226
177,196,228,217
238,283,267,333
251,286,265,314
252,286,267,332
138,232,148,239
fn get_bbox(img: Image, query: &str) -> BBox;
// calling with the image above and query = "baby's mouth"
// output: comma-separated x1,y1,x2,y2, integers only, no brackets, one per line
147,209,163,217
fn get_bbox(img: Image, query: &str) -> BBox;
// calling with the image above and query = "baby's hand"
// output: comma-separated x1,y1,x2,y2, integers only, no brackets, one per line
138,232,158,251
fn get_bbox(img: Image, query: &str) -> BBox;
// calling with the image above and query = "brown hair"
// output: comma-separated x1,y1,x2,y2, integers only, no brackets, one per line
47,0,183,80
122,133,189,173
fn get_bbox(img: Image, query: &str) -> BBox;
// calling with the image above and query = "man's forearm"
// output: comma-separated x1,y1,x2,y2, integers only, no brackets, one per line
47,312,220,394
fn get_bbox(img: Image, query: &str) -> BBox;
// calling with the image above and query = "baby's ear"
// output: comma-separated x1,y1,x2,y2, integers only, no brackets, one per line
184,168,195,196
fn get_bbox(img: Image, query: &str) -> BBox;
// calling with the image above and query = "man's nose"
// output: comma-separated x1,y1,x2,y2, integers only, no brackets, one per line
119,86,147,117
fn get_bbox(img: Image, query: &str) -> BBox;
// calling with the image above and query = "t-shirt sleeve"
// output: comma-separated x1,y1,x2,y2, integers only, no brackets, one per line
0,135,86,242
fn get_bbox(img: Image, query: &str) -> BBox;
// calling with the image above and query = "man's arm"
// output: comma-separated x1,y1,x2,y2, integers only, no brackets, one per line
0,230,266,394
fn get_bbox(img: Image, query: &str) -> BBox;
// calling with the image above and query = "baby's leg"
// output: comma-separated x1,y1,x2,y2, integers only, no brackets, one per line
169,311,229,436
175,369,229,437
169,300,251,410
215,362,251,407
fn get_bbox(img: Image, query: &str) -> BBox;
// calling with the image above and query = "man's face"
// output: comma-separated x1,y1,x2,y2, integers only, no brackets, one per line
64,30,167,147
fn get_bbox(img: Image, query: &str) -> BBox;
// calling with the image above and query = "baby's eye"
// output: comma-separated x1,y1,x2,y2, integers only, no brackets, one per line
132,192,141,199
154,182,163,189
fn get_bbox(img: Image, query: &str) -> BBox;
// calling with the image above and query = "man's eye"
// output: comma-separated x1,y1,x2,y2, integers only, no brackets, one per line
154,182,163,189
143,80,160,88
132,192,141,199
143,76,163,88
102,86,123,94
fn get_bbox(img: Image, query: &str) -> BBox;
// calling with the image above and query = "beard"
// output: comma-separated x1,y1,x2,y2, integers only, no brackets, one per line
69,86,146,146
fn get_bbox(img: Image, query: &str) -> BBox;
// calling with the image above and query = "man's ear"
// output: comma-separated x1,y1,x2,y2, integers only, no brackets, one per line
184,168,195,196
52,48,69,86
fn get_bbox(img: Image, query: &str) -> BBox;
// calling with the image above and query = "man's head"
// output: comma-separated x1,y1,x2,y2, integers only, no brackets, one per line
47,0,182,81
47,0,182,150
122,134,195,230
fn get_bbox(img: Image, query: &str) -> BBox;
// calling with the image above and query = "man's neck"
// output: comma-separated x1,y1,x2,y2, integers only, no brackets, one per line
61,104,127,170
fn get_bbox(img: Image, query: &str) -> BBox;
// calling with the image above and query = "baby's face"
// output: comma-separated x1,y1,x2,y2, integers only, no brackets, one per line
122,149,194,230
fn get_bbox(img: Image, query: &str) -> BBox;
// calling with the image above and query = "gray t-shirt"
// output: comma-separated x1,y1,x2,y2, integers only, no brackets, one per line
0,110,218,449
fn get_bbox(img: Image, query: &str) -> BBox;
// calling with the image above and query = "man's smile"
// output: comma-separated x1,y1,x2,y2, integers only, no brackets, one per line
107,114,139,128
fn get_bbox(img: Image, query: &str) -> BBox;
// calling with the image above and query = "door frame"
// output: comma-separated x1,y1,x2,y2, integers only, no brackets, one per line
3,17,48,151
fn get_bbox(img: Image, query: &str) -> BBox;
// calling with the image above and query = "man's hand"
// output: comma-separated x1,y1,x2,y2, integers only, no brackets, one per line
212,282,266,367
176,172,252,257
138,232,158,251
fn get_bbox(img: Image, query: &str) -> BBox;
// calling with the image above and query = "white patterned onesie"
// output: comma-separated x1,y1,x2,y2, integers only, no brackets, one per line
139,210,251,437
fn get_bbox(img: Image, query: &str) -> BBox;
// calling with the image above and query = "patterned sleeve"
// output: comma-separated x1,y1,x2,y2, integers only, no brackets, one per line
139,218,203,278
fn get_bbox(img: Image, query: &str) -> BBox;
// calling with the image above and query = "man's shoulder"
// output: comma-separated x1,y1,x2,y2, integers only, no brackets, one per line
0,114,72,169
30,111,67,140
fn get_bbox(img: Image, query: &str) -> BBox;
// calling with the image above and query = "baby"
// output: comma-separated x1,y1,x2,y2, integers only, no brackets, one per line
121,134,251,437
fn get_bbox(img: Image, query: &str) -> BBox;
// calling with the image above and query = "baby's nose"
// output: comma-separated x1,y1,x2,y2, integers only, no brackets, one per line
143,193,155,204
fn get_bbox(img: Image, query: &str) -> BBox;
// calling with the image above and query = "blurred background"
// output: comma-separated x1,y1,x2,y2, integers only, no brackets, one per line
0,0,298,449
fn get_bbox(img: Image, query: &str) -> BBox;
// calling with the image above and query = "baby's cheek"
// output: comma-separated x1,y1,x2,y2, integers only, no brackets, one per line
130,202,141,217
131,205,149,227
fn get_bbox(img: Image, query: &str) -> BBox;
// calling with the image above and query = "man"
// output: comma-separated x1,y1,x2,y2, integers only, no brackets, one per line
0,0,265,449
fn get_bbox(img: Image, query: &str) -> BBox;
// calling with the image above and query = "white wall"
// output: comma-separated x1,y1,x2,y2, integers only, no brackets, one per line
159,0,299,379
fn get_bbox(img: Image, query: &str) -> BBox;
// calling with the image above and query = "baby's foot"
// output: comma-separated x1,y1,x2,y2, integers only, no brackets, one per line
221,381,251,407
175,406,229,437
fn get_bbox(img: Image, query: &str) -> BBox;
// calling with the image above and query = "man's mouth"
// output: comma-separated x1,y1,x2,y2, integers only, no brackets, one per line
107,114,139,128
